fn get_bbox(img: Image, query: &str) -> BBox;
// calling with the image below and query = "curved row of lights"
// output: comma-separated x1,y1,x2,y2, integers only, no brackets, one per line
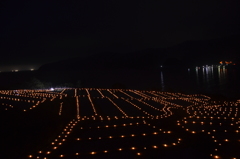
1,88,236,159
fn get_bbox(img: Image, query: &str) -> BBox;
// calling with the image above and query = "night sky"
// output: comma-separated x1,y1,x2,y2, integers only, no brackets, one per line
1,0,240,71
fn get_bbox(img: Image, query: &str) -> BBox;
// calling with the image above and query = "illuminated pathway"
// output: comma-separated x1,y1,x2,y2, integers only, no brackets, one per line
0,88,239,158
24,88,240,158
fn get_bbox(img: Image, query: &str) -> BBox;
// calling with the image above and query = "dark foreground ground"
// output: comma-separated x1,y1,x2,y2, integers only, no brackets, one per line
1,88,239,159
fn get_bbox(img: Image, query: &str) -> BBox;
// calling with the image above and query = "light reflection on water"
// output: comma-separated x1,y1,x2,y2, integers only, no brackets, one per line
160,71,165,91
160,66,240,98
200,66,228,91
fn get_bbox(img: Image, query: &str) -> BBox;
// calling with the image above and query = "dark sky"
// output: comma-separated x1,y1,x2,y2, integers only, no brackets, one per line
0,0,240,71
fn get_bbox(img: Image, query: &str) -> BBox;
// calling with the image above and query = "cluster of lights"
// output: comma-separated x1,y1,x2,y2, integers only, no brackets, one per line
107,89,119,99
28,118,80,158
27,88,217,158
58,102,63,115
28,114,182,158
86,89,98,116
2,88,238,158
178,100,240,159
0,89,68,112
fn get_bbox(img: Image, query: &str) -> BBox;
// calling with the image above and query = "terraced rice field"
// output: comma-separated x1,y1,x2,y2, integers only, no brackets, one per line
1,88,240,159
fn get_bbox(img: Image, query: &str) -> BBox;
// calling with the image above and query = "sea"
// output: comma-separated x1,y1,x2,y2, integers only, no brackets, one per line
159,65,240,99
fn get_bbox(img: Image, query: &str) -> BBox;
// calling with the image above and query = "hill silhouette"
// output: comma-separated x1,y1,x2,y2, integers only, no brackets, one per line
36,48,168,89
38,34,240,72
0,35,239,90
35,35,240,89
38,48,168,72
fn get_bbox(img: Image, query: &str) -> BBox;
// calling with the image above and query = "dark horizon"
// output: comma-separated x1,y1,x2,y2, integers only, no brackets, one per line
1,33,240,72
1,1,240,71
